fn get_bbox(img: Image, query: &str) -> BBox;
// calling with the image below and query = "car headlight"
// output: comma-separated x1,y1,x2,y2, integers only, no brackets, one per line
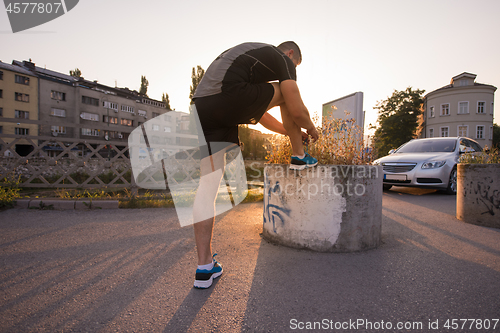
421,161,446,169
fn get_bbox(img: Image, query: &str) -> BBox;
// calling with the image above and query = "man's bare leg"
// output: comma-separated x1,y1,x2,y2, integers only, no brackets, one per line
280,103,305,156
193,217,215,265
192,144,235,265
266,82,305,156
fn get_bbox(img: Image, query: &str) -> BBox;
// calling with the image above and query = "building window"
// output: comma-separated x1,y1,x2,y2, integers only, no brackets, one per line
103,115,118,124
138,110,147,117
152,112,160,118
51,126,66,134
15,110,29,119
458,101,468,114
120,118,133,127
0,126,2,134
82,95,99,106
152,124,160,131
476,126,484,139
164,114,172,122
0,89,2,98
121,105,134,113
81,128,99,136
440,103,450,116
104,130,119,139
102,101,118,110
0,107,3,117
477,101,485,114
460,79,468,86
50,108,66,117
164,126,171,133
15,127,29,135
15,74,30,85
429,128,434,138
429,106,435,118
51,90,66,101
440,127,449,137
490,126,494,140
0,71,3,80
80,112,99,121
458,125,468,137
15,92,29,102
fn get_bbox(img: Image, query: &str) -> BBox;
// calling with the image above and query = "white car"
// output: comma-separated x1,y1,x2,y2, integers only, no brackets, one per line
373,137,483,194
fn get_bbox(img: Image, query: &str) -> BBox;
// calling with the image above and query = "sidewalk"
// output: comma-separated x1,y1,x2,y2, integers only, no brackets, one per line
1,190,499,332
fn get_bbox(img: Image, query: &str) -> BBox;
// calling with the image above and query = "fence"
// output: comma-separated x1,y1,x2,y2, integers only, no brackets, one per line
0,133,137,193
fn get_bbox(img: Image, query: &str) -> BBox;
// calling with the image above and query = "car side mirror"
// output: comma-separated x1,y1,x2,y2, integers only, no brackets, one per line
388,149,396,155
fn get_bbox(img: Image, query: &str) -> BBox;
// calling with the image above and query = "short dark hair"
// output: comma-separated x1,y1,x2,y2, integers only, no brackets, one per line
277,41,302,63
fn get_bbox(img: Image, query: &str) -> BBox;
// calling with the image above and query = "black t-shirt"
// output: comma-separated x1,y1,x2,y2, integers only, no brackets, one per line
193,42,297,99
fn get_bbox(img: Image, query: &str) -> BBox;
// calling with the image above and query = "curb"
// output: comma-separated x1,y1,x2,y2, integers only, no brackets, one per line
15,199,119,210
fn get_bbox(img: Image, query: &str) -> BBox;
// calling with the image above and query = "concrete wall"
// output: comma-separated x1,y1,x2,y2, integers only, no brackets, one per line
457,164,500,228
263,164,382,252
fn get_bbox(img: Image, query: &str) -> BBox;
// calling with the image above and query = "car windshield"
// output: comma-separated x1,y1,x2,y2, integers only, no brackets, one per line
396,139,456,153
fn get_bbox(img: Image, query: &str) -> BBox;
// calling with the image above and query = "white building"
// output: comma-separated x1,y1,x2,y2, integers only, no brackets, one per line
423,72,496,148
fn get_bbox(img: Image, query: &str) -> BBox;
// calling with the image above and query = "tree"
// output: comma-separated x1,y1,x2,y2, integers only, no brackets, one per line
189,65,205,104
69,68,82,78
492,123,500,148
372,87,425,158
139,75,149,97
162,93,172,110
239,125,269,160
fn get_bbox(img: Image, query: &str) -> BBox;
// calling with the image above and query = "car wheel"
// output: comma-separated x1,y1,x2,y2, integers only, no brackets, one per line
445,166,457,195
383,184,393,191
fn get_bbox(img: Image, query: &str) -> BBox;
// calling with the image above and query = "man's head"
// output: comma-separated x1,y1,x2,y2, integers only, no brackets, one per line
278,41,302,67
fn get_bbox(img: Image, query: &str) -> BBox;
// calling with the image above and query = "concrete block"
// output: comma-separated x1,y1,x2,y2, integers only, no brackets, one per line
92,200,119,209
75,200,119,210
263,164,383,252
15,199,31,209
457,164,500,228
48,200,75,210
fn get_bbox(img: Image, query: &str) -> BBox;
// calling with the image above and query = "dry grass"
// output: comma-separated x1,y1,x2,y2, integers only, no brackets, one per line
459,146,500,164
266,111,373,165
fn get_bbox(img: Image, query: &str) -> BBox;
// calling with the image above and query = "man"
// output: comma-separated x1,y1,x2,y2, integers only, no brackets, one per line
191,41,319,288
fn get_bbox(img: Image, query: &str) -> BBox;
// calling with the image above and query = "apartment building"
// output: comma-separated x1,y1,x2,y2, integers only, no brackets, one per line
0,61,39,156
10,60,196,157
422,72,496,148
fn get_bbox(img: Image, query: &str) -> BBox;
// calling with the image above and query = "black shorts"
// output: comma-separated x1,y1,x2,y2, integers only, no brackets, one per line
194,82,274,156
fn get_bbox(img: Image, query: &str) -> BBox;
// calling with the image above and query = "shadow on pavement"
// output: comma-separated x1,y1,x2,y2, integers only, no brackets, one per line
162,280,219,332
240,198,500,331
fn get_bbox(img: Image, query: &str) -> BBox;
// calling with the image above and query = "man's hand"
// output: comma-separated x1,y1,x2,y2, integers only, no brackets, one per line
301,131,308,142
307,127,319,142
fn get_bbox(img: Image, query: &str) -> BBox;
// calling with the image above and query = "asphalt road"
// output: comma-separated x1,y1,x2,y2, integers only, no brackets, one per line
1,187,499,332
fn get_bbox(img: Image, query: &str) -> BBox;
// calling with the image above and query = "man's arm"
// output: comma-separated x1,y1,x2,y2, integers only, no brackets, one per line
259,112,287,135
280,80,318,140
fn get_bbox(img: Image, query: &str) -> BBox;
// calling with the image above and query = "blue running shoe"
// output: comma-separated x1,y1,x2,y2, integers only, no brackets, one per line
194,254,223,289
290,153,318,170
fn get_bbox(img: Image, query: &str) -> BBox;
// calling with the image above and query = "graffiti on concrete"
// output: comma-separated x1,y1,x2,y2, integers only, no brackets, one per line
263,180,291,233
463,178,500,216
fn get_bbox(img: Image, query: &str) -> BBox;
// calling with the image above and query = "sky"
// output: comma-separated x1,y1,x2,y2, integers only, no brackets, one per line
1,0,499,136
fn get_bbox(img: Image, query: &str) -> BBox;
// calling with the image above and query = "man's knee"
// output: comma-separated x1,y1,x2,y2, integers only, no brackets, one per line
266,82,285,110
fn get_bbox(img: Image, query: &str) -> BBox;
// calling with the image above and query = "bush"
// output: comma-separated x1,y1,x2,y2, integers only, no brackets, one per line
0,175,21,209
266,112,373,165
